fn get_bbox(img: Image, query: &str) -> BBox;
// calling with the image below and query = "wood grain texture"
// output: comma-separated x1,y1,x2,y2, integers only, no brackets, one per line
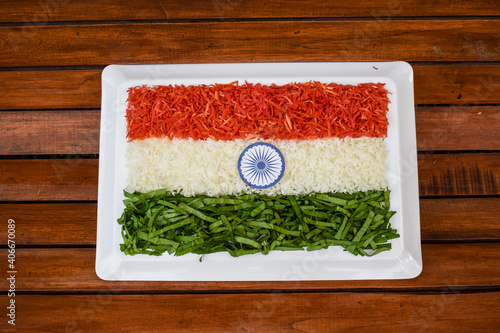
0,159,98,201
1,198,499,246
414,64,500,104
1,154,498,201
0,110,100,155
0,203,96,245
5,244,499,292
2,20,499,67
0,70,101,110
1,106,498,155
419,198,500,242
416,106,500,151
1,0,498,22
1,65,498,111
418,153,500,197
5,292,500,332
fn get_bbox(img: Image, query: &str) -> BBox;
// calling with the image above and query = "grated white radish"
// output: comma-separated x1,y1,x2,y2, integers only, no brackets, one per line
126,137,388,197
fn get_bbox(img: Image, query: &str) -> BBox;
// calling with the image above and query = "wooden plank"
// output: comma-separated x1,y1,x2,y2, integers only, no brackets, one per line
414,64,500,105
1,0,498,22
1,65,498,110
0,153,498,201
0,110,100,155
420,198,500,242
1,106,498,155
0,203,96,245
0,70,101,110
7,292,500,331
0,159,98,201
416,106,500,151
2,20,499,67
418,153,500,197
1,198,498,246
5,244,500,292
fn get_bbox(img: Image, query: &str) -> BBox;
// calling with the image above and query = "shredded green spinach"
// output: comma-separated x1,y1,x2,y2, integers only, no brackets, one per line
117,189,399,258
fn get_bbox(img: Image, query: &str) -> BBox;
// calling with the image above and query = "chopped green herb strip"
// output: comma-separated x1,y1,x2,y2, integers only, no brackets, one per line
117,189,399,258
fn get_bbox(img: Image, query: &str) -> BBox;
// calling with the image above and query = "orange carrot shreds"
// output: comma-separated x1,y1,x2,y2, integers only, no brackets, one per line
125,81,390,141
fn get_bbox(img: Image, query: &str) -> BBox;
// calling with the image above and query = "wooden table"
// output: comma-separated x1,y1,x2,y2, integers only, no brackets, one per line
1,1,499,331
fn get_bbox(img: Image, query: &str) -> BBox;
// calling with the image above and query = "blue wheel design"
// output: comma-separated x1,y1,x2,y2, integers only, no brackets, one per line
238,142,285,189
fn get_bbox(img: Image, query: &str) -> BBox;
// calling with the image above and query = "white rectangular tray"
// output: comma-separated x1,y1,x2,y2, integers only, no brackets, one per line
96,62,422,281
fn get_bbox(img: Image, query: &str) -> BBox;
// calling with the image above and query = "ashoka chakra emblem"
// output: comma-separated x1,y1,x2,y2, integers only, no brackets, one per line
238,142,285,189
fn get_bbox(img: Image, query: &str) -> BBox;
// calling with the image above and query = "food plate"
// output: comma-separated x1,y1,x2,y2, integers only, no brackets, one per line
96,62,422,281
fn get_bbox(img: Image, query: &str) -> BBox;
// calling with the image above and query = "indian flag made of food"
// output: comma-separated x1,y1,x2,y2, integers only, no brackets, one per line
118,81,400,258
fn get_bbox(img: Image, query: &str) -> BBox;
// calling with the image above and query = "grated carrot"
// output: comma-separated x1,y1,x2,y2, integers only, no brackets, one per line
125,81,390,141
